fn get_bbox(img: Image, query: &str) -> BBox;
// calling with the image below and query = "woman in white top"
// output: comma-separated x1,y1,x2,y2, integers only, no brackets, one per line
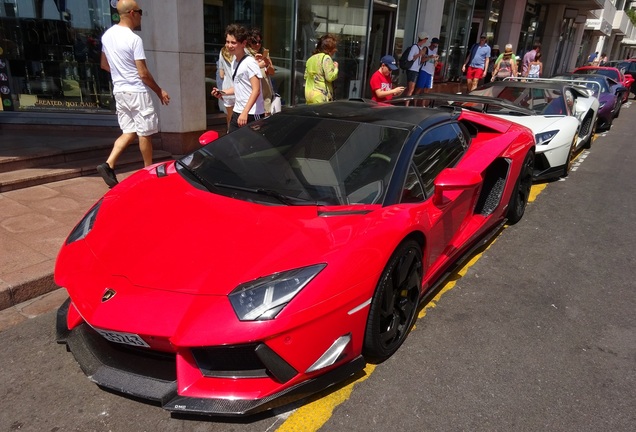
217,46,236,133
524,52,543,78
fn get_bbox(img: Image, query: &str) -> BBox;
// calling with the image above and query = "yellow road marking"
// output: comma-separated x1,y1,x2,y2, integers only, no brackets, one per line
529,183,546,202
278,183,546,431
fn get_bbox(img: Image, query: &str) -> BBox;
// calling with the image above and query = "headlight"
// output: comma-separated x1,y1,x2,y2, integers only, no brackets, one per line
598,101,606,109
229,264,326,321
535,130,558,146
66,200,102,244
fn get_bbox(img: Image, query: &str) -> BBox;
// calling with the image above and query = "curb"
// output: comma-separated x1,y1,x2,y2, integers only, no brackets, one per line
0,273,57,311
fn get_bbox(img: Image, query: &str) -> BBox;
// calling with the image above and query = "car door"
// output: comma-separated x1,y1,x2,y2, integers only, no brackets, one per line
402,123,475,277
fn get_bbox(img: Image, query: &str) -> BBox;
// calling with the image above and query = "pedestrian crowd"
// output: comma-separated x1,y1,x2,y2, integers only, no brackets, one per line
94,2,612,189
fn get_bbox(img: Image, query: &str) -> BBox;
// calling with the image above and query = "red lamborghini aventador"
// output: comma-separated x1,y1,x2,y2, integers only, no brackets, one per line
56,99,535,416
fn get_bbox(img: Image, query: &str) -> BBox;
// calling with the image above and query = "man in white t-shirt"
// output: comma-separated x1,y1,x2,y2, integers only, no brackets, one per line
212,24,265,133
404,32,429,105
97,0,170,188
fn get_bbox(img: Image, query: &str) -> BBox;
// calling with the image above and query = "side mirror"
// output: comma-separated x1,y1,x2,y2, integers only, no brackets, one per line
433,168,482,206
199,130,220,146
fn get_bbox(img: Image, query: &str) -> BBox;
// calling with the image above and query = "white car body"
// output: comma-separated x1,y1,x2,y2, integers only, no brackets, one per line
471,79,599,180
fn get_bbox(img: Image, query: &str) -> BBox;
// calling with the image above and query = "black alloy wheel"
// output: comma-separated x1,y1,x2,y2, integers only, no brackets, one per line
506,150,534,225
363,239,423,362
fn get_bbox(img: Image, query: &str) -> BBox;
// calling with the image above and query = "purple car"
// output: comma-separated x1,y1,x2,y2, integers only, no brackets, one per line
553,74,627,131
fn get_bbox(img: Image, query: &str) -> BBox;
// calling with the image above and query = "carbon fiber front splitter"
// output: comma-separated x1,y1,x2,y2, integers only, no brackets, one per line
56,299,366,417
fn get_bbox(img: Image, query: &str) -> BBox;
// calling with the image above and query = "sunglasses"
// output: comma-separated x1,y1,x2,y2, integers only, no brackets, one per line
131,9,143,16
252,39,262,44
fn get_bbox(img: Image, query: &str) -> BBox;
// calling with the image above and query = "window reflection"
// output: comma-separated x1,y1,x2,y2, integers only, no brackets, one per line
0,0,116,112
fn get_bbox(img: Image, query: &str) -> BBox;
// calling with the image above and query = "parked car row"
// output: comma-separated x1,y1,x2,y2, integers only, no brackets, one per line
586,61,636,100
53,66,632,416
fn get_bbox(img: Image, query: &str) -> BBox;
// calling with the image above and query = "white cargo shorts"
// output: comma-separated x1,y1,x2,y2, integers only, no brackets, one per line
114,91,159,136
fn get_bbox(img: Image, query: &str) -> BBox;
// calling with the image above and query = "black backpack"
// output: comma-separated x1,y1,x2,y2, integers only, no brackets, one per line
399,44,419,70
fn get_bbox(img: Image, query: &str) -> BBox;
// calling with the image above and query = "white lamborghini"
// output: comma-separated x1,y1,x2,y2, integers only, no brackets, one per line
469,78,599,180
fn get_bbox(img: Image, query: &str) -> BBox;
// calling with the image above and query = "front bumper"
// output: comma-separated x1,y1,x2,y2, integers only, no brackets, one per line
56,299,366,416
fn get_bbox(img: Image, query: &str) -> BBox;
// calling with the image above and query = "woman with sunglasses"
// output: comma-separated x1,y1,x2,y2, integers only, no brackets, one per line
247,28,276,115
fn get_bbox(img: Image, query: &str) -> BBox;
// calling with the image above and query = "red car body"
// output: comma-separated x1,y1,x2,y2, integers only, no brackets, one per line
56,101,535,416
572,65,634,103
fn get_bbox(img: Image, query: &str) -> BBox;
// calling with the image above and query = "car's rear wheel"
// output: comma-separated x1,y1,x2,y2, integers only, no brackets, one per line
363,239,422,362
506,150,534,225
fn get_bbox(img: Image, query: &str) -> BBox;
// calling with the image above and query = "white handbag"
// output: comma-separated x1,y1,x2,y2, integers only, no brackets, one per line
271,94,282,114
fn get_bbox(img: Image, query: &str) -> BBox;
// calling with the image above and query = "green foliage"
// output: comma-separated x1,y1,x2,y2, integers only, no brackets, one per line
627,8,636,26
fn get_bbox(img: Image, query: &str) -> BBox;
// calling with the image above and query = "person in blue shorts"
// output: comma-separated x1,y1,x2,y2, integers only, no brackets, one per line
414,37,439,106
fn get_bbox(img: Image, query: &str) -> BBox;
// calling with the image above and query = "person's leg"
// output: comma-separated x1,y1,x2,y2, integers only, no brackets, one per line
106,132,136,169
138,135,153,167
405,81,416,106
404,70,418,106
228,111,240,133
98,132,134,188
413,80,423,106
225,106,233,134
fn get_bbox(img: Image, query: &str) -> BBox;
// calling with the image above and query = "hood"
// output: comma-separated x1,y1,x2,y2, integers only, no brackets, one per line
85,166,375,296
494,115,564,134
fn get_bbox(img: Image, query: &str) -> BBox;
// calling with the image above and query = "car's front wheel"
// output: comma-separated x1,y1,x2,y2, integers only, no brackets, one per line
363,239,422,362
562,134,578,178
507,150,534,224
580,114,594,149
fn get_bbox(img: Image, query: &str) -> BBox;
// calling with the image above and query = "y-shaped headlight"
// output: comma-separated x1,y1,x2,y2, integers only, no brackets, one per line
66,200,102,244
229,264,326,321
535,130,558,146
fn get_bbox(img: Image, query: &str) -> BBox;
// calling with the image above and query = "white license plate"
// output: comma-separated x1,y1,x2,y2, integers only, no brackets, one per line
95,329,150,348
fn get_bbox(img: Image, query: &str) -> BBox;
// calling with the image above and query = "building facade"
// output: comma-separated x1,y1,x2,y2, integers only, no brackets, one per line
0,0,631,154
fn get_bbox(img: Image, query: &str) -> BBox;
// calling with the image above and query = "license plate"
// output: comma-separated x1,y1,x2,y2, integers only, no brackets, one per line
95,329,150,348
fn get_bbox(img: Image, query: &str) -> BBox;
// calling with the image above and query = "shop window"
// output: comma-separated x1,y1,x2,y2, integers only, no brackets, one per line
0,1,117,112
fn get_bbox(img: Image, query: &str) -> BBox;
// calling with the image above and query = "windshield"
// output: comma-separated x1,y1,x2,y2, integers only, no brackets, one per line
177,115,409,206
552,76,609,95
472,85,566,115
576,68,619,81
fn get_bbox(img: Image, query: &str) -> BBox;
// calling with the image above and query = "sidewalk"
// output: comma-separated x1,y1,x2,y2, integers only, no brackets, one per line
0,162,138,313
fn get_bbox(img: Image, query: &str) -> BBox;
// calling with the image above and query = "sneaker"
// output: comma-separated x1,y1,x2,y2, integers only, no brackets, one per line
96,163,119,188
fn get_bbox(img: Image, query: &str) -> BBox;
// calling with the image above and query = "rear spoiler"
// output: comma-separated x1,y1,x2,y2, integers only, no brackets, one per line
503,76,597,98
387,92,535,116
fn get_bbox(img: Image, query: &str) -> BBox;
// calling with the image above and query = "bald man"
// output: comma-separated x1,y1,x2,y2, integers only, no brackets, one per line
97,0,170,188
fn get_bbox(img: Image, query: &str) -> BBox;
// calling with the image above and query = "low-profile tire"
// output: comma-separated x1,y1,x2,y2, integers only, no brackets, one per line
363,239,422,362
561,134,577,178
506,150,534,225
580,115,594,149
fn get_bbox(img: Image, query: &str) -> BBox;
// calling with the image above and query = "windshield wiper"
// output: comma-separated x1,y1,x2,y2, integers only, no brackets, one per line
176,159,215,192
212,182,321,205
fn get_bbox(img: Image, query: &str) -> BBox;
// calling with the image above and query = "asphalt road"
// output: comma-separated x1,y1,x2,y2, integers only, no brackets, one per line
1,103,635,432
